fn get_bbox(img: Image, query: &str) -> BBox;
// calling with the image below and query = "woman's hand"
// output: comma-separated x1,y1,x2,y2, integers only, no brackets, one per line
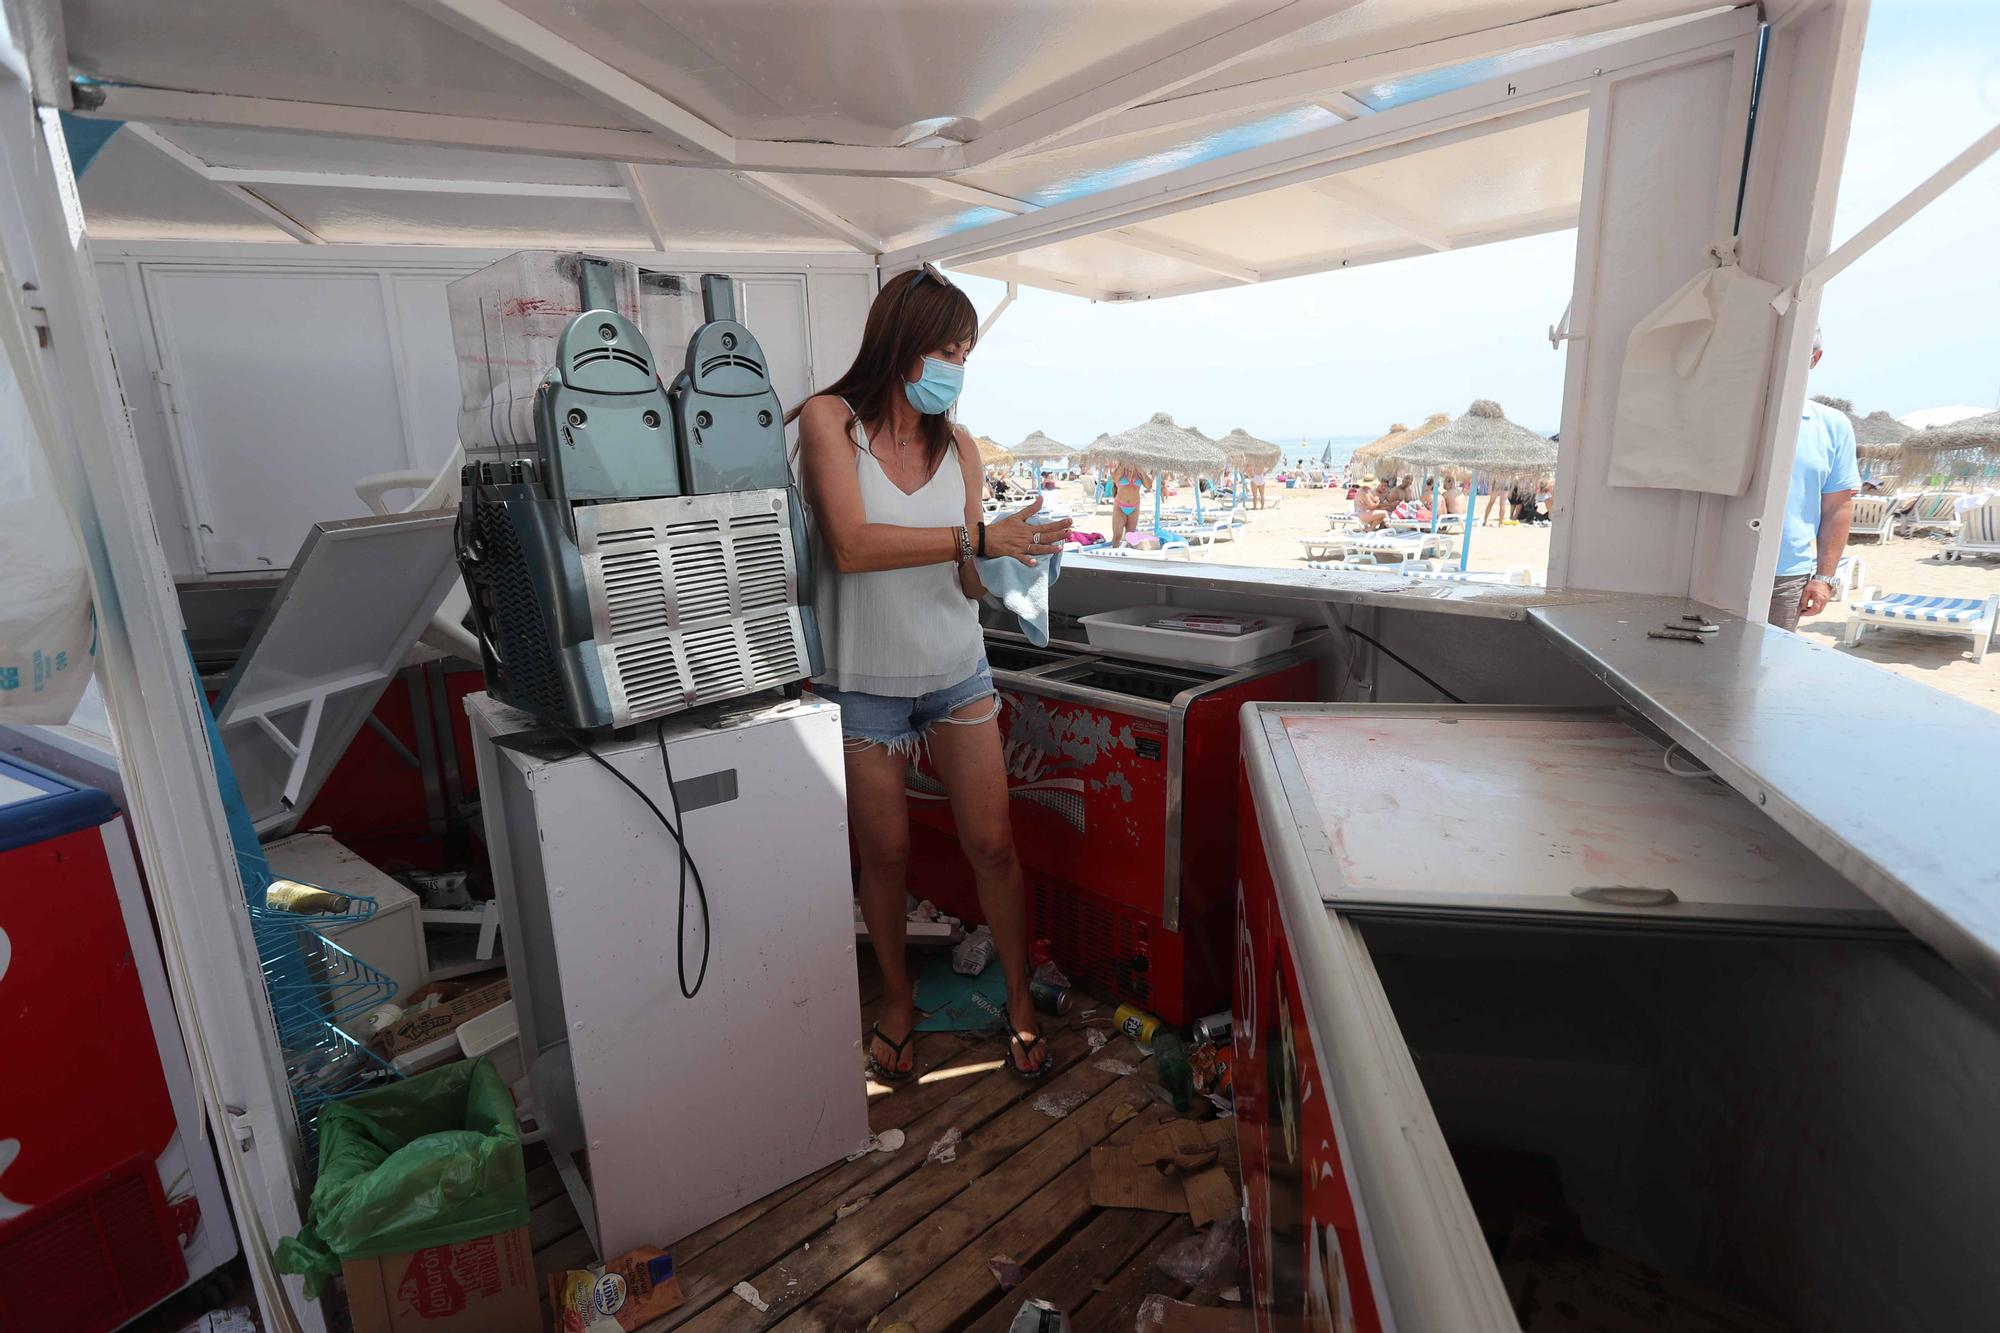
984,495,1074,566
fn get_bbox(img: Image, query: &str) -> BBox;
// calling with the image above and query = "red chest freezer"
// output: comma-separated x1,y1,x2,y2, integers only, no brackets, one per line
907,629,1316,1024
0,753,234,1332
1235,705,2000,1333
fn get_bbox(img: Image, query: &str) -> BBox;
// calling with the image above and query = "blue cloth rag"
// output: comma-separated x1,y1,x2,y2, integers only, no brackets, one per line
977,511,1064,646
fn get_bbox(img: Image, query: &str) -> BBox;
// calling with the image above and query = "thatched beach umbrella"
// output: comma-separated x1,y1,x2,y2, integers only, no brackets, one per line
1083,413,1230,534
1217,427,1283,472
1009,429,1069,492
973,435,1010,467
1813,395,1911,469
1010,430,1071,463
1379,400,1558,570
1897,411,2000,484
1350,415,1449,479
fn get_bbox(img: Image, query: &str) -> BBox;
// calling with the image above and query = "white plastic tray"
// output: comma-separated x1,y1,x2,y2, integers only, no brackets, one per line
1078,605,1299,668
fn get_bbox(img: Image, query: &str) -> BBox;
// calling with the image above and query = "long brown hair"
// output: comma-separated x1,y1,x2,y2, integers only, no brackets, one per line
788,267,978,471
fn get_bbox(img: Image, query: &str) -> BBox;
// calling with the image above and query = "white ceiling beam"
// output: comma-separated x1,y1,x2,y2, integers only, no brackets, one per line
12,0,71,108
897,178,1035,215
728,172,882,254
886,8,1751,272
121,125,325,244
978,255,1117,303
1311,177,1452,251
1108,229,1261,283
398,0,736,162
962,0,1368,167
200,166,629,199
618,164,670,250
80,86,963,177
1035,0,1716,157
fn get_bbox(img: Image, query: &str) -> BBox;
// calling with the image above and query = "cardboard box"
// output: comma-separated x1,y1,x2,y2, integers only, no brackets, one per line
343,1225,540,1333
372,975,511,1062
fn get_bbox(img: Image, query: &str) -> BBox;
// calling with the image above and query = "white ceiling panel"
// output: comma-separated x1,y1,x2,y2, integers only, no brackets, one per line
65,0,636,128
962,233,1223,300
616,166,858,250
77,131,298,243
503,0,1246,146
158,126,625,186
249,189,649,248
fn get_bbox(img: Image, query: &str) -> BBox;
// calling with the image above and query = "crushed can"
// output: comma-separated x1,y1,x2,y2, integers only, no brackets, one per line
1009,1298,1072,1333
1194,1009,1234,1047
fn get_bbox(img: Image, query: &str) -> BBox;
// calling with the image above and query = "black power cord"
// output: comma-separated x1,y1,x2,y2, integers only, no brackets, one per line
542,714,711,999
1342,623,1466,704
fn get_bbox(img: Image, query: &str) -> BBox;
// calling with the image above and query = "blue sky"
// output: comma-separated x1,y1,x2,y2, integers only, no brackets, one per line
951,0,2000,446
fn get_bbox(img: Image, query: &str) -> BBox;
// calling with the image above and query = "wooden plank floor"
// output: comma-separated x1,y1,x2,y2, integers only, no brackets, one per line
529,949,1239,1332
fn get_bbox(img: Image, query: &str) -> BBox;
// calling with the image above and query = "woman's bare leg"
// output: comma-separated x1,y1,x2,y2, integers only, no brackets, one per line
927,700,1042,1070
847,741,917,1076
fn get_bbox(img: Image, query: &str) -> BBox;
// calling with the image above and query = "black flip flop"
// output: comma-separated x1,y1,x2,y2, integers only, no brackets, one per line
866,1023,918,1085
1008,1031,1053,1081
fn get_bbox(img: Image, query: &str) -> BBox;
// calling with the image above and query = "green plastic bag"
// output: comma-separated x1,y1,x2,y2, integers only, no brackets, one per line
275,1058,528,1298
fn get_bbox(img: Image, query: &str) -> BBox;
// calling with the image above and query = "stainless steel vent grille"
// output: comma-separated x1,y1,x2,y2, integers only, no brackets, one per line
577,490,811,725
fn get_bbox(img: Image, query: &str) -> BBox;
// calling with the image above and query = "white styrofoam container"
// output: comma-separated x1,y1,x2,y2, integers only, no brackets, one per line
265,832,428,1005
457,999,525,1087
1078,605,1300,669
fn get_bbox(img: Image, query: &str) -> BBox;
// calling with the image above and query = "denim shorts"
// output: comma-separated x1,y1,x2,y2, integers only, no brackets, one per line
814,660,997,755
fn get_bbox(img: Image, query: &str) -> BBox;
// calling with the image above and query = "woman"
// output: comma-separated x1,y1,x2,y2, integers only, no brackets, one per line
795,266,1073,1083
1111,467,1148,545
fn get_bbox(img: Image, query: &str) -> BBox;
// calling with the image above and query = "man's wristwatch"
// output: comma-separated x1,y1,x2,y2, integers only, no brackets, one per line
1807,573,1836,593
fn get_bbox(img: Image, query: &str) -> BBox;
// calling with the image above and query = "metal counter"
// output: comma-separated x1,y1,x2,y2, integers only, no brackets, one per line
1059,557,2000,1000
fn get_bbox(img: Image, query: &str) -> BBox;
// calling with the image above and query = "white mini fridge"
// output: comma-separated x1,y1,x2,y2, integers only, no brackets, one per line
1235,704,2000,1333
466,691,870,1258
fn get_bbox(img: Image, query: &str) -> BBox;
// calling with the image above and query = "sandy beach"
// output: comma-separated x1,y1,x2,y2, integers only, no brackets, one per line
1039,478,2000,715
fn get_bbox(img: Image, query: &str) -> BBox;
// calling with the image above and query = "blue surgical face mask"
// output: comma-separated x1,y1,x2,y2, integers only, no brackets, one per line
903,355,964,415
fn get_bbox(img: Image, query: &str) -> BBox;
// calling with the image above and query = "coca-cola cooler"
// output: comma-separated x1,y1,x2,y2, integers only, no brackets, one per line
0,753,235,1332
907,627,1316,1025
1234,703,2000,1333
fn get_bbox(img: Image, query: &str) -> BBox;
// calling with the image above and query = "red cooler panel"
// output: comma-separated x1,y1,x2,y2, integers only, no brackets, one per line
1237,776,1383,1333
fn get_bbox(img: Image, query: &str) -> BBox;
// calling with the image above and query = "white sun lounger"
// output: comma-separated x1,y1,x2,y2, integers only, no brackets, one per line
1385,513,1465,534
1307,560,1533,586
1946,495,2000,561
1847,494,1895,543
1839,589,2000,663
1898,491,1966,537
1344,532,1453,564
1298,535,1349,560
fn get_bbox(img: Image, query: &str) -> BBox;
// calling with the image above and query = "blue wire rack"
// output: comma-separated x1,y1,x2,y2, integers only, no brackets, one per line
196,658,405,1162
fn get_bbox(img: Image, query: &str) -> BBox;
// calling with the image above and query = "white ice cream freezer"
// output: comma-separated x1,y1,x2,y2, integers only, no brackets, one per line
1234,704,2000,1333
465,691,870,1259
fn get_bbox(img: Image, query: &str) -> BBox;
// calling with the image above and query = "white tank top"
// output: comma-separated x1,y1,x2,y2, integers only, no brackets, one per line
812,406,983,695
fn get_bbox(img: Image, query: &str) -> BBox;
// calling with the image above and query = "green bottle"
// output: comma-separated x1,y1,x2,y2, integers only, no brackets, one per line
1151,1030,1193,1113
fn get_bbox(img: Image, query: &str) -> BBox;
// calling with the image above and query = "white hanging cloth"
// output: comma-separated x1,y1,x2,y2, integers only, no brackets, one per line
0,318,96,722
1606,249,1782,497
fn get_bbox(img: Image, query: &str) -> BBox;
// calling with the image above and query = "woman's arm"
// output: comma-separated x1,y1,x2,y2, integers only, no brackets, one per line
800,396,961,574
955,428,987,599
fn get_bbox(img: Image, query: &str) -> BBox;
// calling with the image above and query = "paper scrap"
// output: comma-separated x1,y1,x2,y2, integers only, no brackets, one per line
1095,1057,1138,1077
1085,1027,1110,1051
732,1281,769,1313
1034,1088,1088,1118
987,1254,1026,1290
1110,1101,1142,1125
835,1194,873,1220
1088,1144,1186,1214
927,1127,962,1165
1183,1165,1238,1229
847,1127,907,1160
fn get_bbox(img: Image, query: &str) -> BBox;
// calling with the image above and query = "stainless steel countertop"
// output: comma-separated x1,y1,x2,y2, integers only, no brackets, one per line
1529,596,2000,999
1064,553,1615,621
1063,559,2000,998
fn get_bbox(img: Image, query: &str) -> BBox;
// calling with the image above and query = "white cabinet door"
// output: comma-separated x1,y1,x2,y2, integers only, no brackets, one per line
144,267,416,572
737,273,812,413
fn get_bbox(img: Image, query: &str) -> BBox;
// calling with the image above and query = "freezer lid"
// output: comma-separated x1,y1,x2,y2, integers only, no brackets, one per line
1250,704,1890,928
214,512,458,836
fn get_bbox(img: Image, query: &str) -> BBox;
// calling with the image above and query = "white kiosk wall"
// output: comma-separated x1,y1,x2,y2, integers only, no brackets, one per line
89,245,875,577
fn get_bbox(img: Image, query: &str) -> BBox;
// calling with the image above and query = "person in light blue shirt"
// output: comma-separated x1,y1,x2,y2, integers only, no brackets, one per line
1771,326,1860,631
